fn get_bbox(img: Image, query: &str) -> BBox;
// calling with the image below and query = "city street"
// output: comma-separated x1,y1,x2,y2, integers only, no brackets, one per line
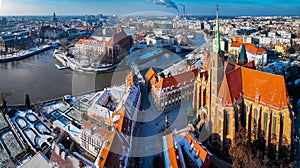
129,81,191,167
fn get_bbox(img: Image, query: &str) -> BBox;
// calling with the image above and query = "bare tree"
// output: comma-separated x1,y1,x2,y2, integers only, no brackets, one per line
229,126,262,168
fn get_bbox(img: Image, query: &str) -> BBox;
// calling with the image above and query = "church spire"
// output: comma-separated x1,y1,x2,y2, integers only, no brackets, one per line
214,4,221,53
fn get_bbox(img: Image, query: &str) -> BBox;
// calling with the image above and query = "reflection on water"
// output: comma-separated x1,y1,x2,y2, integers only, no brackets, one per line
0,49,181,105
0,35,204,105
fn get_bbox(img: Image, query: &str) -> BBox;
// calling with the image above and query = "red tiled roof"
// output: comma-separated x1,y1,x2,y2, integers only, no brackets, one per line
155,68,198,90
219,66,243,105
245,45,266,55
165,133,178,168
115,35,133,47
220,61,288,109
242,60,256,70
108,31,128,46
97,132,116,168
229,42,266,55
276,43,285,47
76,38,105,45
241,68,289,109
145,67,158,85
224,62,239,74
185,132,208,163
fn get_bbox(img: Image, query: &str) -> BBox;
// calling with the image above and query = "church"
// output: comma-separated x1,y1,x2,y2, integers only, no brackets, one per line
193,5,294,160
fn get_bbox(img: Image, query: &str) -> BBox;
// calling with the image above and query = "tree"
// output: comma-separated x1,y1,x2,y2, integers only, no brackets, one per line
186,107,196,117
286,47,295,54
229,126,262,167
1,97,7,114
25,94,30,108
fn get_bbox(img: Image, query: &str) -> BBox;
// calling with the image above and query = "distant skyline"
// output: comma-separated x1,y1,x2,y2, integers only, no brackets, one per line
0,0,299,16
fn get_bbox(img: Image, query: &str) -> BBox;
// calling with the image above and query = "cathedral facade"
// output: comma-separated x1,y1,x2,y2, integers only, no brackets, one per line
193,5,294,160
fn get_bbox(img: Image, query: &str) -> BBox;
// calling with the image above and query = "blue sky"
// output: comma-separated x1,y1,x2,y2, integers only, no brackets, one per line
0,0,299,16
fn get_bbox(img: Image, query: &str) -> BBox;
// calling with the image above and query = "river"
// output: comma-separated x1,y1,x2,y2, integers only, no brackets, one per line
0,34,204,105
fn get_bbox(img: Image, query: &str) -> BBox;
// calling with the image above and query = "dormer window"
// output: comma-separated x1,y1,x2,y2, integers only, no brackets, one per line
255,93,260,101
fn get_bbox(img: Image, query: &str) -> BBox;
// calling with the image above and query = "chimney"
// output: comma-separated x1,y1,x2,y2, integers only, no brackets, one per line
54,144,61,155
61,151,67,160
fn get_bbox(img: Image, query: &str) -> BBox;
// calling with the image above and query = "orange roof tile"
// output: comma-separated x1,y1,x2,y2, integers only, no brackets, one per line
145,67,158,85
220,62,288,109
97,131,116,168
242,68,289,109
276,43,285,47
219,66,243,105
219,76,233,105
145,67,157,80
155,68,198,90
166,133,179,168
76,38,105,46
232,36,243,43
245,45,266,55
185,132,208,163
229,42,266,55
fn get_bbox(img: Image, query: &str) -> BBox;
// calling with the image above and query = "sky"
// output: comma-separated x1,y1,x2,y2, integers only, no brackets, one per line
0,0,299,16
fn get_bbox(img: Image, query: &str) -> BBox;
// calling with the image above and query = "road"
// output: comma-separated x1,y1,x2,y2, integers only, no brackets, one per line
128,81,191,167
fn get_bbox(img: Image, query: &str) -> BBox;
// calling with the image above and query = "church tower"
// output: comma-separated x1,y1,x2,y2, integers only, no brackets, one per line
53,12,58,23
236,44,248,66
208,4,224,141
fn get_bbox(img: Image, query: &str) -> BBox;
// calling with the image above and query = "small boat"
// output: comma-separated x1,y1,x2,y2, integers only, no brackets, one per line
55,64,68,70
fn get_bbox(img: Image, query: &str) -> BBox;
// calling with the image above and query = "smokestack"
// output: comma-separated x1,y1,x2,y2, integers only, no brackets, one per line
178,4,186,17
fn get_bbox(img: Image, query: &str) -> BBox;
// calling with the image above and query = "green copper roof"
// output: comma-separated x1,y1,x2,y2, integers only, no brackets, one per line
214,4,221,53
237,44,248,65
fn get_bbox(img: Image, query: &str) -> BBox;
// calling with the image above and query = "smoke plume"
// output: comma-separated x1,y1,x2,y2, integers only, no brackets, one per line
148,0,178,10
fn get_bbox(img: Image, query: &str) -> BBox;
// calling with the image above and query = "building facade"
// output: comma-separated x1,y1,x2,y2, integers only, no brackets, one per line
0,32,34,54
193,5,294,160
74,27,133,64
145,67,198,111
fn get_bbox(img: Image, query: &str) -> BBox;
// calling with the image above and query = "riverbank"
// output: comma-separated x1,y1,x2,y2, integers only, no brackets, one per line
0,44,54,63
53,50,119,73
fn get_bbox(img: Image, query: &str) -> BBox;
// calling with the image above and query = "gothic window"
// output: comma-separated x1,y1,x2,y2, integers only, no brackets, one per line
272,114,276,137
254,108,258,133
264,111,268,134
225,111,230,136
